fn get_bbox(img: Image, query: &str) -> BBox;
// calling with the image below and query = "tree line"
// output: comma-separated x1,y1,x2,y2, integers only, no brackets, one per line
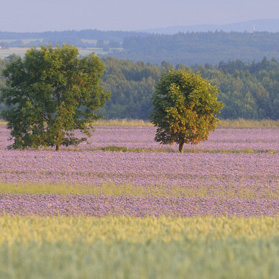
1,55,279,120
100,57,279,120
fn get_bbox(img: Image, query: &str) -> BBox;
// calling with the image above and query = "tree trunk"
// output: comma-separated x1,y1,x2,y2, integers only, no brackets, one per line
56,132,61,151
179,139,185,153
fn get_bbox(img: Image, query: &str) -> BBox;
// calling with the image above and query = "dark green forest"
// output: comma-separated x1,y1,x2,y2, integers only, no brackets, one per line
99,57,279,120
1,56,279,120
0,56,14,112
114,32,279,65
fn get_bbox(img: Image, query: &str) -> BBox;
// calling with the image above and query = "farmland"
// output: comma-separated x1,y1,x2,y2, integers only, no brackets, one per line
0,47,111,59
1,123,279,278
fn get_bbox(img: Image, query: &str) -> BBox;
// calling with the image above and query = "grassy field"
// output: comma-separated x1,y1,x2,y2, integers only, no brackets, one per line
0,216,279,279
2,238,279,279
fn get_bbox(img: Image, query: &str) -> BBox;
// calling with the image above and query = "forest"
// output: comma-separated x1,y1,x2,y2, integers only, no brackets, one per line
1,56,279,120
114,32,279,65
100,57,279,120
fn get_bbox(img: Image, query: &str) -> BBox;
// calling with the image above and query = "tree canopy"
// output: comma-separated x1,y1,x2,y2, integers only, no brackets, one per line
150,69,223,152
0,45,110,150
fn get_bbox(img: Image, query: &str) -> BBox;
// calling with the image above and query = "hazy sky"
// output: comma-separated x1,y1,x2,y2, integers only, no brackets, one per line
1,0,279,32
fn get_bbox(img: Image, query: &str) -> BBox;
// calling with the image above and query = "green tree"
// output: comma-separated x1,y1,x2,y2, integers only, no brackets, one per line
150,70,223,152
0,45,110,150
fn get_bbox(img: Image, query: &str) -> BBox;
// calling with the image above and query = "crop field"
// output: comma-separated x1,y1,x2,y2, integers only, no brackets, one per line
0,123,279,278
0,47,31,59
0,47,113,59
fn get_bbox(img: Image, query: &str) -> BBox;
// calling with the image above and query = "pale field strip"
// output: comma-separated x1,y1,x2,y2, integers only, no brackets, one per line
0,46,119,59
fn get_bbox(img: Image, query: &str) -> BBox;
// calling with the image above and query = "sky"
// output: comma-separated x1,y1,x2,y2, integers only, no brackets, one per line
0,0,279,32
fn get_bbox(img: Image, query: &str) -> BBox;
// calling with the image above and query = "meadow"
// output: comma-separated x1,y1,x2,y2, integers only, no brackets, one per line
0,121,279,278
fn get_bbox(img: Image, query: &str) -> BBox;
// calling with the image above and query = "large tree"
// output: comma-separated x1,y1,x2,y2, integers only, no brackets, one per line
1,45,110,150
150,69,223,152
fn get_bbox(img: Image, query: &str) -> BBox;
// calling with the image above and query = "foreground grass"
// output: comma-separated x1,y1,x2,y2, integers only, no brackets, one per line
2,239,279,279
1,216,279,279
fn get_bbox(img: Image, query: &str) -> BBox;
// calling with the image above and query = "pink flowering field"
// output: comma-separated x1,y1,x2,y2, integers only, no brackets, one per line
1,124,279,217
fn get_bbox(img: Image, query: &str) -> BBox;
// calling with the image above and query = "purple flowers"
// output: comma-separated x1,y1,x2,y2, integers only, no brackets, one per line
1,125,279,217
1,194,279,217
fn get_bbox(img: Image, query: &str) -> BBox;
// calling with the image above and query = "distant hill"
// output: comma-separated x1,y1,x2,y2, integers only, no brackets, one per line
0,30,143,41
112,31,279,65
2,25,279,66
0,30,145,50
142,19,279,34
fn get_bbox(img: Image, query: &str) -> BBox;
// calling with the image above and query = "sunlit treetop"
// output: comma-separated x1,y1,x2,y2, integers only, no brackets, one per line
150,69,223,152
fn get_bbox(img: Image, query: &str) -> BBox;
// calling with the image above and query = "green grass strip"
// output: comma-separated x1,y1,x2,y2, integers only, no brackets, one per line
87,146,277,154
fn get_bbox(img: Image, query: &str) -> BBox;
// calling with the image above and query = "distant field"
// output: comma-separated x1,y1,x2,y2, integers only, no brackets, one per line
81,39,97,44
0,47,30,58
78,48,110,56
0,47,116,59
0,39,43,44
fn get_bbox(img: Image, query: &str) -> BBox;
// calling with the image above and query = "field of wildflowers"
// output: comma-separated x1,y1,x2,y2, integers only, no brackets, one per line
0,123,279,278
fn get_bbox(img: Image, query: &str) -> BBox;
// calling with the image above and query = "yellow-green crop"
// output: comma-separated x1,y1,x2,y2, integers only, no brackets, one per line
1,215,279,244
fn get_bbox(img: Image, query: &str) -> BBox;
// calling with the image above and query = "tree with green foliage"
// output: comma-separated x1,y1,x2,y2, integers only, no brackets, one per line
0,45,110,150
150,70,223,152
